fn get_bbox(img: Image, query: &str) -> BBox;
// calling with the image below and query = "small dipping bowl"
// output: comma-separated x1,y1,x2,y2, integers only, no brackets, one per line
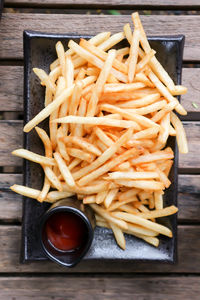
39,198,95,267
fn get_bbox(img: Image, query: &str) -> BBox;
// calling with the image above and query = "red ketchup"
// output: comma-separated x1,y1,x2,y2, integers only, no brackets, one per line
44,211,86,252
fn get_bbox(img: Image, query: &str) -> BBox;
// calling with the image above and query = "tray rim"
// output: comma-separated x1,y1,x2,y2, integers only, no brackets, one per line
22,30,185,264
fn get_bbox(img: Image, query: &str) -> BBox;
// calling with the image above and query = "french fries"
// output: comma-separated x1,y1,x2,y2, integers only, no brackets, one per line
11,12,188,250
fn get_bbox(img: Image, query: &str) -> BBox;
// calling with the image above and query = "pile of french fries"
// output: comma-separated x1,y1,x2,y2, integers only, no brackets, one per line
11,12,188,250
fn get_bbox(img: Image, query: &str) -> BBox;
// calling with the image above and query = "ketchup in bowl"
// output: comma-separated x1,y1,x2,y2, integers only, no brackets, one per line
44,211,87,252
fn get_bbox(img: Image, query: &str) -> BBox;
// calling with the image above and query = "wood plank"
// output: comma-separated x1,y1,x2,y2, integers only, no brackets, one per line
5,0,200,7
0,120,199,169
0,66,199,116
0,276,200,300
0,66,23,111
1,174,200,222
0,14,200,60
0,225,199,272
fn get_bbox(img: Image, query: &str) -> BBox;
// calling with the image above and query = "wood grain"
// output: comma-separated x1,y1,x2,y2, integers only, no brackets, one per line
0,66,199,115
1,174,200,222
0,66,23,111
0,275,200,300
0,225,200,273
0,120,199,169
5,0,200,7
0,14,200,60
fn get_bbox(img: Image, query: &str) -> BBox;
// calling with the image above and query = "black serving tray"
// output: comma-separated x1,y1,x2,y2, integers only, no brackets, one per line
22,30,184,264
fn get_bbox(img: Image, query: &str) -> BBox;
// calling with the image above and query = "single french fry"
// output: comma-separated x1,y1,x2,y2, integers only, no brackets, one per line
60,55,74,135
33,68,56,94
35,126,52,157
117,47,130,57
123,23,132,44
130,127,160,140
24,85,74,132
87,49,116,117
45,87,53,107
37,176,50,202
83,195,96,204
115,179,164,190
131,148,174,165
69,81,83,116
68,158,82,171
56,41,66,77
154,191,163,210
127,100,167,115
171,85,187,95
158,112,170,145
52,115,140,129
108,171,159,180
103,82,145,93
10,184,41,199
74,97,87,137
117,93,160,108
104,188,119,208
94,127,114,147
12,149,55,166
98,32,125,51
50,76,66,149
54,152,75,187
136,205,178,219
126,222,158,237
170,112,188,154
148,70,187,115
128,28,140,82
47,191,75,202
110,222,126,250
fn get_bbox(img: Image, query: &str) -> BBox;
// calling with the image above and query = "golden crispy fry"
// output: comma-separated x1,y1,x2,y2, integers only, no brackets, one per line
170,112,188,154
54,152,75,187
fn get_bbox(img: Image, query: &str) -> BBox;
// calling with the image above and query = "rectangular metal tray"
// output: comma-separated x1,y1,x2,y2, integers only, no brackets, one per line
22,30,184,263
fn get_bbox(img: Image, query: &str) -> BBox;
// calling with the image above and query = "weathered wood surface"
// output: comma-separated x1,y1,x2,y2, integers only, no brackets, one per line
0,120,198,169
0,275,200,300
1,174,199,222
5,0,200,7
0,225,200,273
1,14,200,60
0,66,199,115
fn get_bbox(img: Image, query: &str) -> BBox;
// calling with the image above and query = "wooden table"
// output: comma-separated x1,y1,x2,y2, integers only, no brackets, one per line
0,1,200,299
